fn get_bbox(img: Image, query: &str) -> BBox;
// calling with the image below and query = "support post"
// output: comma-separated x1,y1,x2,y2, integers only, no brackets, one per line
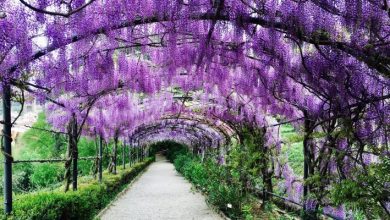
98,136,103,183
303,118,310,200
128,137,132,166
122,141,125,169
302,111,317,219
129,147,132,166
259,127,272,207
64,124,72,192
137,147,139,163
113,136,117,174
134,140,139,163
139,146,141,162
72,114,78,191
2,81,12,214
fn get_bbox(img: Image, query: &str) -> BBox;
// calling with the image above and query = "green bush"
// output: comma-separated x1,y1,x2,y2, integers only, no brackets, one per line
30,164,64,189
165,143,188,162
2,112,130,193
160,139,297,219
0,158,154,220
330,156,390,219
5,113,99,193
170,149,244,219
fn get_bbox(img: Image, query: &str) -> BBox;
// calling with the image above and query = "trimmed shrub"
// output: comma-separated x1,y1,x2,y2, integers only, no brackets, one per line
170,150,244,219
0,158,154,220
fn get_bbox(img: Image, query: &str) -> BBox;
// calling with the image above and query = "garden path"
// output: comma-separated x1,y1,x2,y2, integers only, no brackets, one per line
100,154,223,220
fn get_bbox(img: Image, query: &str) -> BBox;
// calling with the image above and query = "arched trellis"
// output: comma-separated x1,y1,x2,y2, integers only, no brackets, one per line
129,113,238,146
161,113,237,144
126,112,238,162
1,0,388,217
137,132,202,148
137,132,196,146
125,113,235,160
130,122,217,149
131,129,208,154
129,128,221,162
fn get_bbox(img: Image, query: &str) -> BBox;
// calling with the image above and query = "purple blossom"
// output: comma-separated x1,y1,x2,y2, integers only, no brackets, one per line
0,1,389,217
323,206,346,220
304,199,317,211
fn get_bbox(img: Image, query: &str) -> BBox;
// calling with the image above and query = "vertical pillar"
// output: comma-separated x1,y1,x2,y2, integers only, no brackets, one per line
113,136,117,174
259,127,272,206
137,140,140,163
128,137,132,166
303,117,310,200
98,136,103,183
129,147,132,166
140,146,142,161
129,147,132,167
72,114,78,191
137,147,139,163
302,111,317,219
2,81,12,214
141,145,144,161
122,141,125,169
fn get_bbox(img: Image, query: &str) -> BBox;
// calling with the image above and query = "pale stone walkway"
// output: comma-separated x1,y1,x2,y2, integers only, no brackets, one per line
100,154,223,220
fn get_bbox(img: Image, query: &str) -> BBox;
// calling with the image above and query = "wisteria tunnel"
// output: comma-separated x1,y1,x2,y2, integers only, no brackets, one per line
0,0,389,219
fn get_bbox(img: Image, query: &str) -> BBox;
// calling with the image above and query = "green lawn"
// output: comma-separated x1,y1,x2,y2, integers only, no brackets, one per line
280,124,304,176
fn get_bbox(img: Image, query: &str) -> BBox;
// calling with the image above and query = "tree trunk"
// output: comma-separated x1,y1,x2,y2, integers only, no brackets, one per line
259,127,273,208
98,136,103,182
302,111,317,219
122,142,125,169
2,81,12,214
64,120,73,192
108,135,118,174
71,114,78,191
92,135,99,178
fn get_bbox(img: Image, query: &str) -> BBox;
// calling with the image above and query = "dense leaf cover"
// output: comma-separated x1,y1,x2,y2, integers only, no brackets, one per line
0,0,389,218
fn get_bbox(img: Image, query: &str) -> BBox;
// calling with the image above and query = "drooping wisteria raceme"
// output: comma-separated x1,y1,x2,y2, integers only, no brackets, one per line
1,0,389,217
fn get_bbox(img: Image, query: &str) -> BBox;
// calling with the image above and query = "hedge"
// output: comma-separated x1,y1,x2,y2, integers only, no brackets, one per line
0,157,154,220
172,153,245,219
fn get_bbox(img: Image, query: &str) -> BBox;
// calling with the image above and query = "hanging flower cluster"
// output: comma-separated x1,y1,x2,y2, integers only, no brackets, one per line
1,0,389,217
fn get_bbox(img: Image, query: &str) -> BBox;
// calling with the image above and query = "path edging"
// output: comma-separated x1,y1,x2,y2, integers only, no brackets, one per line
93,162,154,220
187,181,232,220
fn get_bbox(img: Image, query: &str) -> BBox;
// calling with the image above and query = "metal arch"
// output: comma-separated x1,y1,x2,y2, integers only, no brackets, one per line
162,113,236,141
129,119,222,144
135,131,201,147
129,115,232,147
130,129,207,153
130,125,214,148
130,125,215,147
131,128,203,144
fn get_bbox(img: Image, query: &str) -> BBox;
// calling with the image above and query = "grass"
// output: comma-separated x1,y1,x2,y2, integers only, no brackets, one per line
280,124,303,143
284,142,304,176
279,124,327,176
280,142,304,176
280,124,304,176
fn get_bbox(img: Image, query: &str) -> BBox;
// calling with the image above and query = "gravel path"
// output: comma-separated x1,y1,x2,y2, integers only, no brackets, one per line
100,154,223,220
